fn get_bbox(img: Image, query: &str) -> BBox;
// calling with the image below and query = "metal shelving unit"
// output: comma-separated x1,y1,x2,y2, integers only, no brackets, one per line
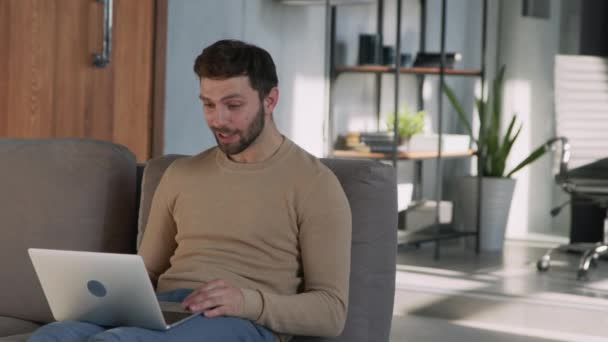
332,149,475,160
326,0,488,258
335,65,483,77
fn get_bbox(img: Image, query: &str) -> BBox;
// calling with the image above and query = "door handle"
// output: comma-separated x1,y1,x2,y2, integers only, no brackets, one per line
92,0,113,68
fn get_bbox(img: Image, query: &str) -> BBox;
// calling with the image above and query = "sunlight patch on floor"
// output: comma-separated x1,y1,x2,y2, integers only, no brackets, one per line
396,264,469,277
395,270,489,292
454,320,608,342
585,278,608,291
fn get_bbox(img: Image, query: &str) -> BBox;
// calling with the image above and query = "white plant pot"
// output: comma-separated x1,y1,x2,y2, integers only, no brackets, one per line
452,176,517,251
397,137,410,153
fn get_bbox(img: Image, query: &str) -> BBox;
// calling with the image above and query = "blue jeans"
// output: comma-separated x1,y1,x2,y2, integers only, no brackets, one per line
28,289,274,342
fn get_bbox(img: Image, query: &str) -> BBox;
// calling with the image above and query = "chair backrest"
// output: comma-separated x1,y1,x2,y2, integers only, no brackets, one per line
138,155,397,342
555,55,608,169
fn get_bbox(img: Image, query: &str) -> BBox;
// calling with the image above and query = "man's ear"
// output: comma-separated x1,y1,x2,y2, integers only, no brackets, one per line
264,87,279,115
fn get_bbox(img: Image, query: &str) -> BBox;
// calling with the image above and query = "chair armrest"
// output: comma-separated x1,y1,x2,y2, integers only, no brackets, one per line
550,136,570,185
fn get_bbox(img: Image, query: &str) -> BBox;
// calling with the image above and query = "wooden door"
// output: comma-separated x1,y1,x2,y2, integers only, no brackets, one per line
0,0,165,161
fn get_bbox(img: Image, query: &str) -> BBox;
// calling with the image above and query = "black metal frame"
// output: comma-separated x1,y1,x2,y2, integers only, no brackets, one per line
326,0,488,259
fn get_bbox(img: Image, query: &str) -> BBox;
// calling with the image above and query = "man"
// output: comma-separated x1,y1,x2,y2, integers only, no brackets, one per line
29,40,351,342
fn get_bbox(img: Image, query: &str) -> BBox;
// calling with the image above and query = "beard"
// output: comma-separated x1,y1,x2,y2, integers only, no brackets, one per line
212,103,265,156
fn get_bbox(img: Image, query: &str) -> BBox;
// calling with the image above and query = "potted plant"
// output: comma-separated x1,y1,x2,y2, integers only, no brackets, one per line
385,104,426,150
443,66,554,251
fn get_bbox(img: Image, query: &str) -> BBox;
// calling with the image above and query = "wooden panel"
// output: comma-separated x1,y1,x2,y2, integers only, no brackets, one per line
7,0,38,136
152,0,168,158
34,0,57,137
1,0,161,161
52,0,87,137
3,0,72,138
0,0,9,136
112,0,154,161
12,0,57,137
85,0,114,143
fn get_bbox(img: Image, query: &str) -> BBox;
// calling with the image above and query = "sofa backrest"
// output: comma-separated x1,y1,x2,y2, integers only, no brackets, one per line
138,155,397,342
0,138,138,324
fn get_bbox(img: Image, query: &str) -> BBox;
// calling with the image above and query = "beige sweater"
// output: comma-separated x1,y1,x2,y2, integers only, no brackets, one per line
138,138,352,340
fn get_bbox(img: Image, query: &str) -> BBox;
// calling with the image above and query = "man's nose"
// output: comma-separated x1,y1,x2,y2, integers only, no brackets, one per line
215,107,230,125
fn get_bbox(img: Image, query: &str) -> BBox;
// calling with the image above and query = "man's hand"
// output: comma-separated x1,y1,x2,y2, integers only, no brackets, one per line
181,279,245,318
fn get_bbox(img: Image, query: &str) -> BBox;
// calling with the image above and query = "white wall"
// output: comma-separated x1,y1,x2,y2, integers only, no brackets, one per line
163,0,327,156
164,0,242,155
497,0,565,239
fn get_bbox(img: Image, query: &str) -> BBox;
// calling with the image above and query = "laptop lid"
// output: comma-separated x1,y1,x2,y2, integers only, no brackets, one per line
28,248,192,330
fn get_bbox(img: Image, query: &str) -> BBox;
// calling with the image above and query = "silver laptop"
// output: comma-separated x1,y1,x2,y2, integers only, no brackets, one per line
28,248,199,330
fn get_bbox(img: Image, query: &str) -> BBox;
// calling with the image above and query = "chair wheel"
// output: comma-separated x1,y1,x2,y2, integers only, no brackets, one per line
591,258,598,268
537,258,550,272
577,269,589,281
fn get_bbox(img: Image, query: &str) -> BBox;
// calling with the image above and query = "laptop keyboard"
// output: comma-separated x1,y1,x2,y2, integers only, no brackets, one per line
159,301,197,325
162,310,194,325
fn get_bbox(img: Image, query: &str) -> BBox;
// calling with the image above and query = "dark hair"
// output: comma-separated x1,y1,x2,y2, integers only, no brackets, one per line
193,39,278,99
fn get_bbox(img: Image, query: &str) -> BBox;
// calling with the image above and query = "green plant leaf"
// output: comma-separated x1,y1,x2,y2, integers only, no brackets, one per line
443,65,548,178
443,83,475,139
492,66,506,140
501,115,517,153
494,115,518,176
503,124,522,171
385,105,426,138
479,96,502,176
505,142,549,178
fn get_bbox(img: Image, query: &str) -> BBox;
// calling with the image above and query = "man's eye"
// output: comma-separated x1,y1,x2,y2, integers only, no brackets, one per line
203,103,215,109
227,103,242,110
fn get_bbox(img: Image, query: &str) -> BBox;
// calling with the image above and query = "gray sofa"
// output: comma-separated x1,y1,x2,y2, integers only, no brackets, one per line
0,138,397,342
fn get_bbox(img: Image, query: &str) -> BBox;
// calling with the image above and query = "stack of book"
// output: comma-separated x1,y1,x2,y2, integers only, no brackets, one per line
337,132,370,153
413,52,462,69
359,132,396,153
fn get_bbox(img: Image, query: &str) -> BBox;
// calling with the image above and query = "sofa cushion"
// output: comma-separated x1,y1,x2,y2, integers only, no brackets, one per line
0,334,30,342
0,138,138,324
138,155,397,342
306,159,397,342
137,155,184,248
0,316,39,339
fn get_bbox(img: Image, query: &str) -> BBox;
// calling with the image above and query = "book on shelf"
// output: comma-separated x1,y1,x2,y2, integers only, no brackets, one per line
360,133,398,153
402,200,453,235
336,131,396,153
368,144,398,153
336,132,472,156
413,52,462,69
404,134,471,153
359,132,394,141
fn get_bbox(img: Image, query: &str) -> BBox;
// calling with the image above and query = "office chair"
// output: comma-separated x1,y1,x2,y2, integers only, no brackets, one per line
536,55,608,280
536,137,608,279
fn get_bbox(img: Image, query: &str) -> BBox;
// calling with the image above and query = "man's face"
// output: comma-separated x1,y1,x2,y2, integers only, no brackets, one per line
199,76,266,155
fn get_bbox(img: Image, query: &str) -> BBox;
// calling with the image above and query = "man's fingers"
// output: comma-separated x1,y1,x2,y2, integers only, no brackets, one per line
184,288,228,311
181,281,226,308
189,296,220,312
178,279,243,316
203,306,226,318
184,287,221,303
182,286,205,307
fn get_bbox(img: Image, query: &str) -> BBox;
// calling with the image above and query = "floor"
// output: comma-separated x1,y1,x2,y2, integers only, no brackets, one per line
390,239,608,341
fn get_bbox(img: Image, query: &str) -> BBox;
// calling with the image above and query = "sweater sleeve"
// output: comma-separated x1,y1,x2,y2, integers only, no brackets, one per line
138,162,179,287
240,169,352,337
